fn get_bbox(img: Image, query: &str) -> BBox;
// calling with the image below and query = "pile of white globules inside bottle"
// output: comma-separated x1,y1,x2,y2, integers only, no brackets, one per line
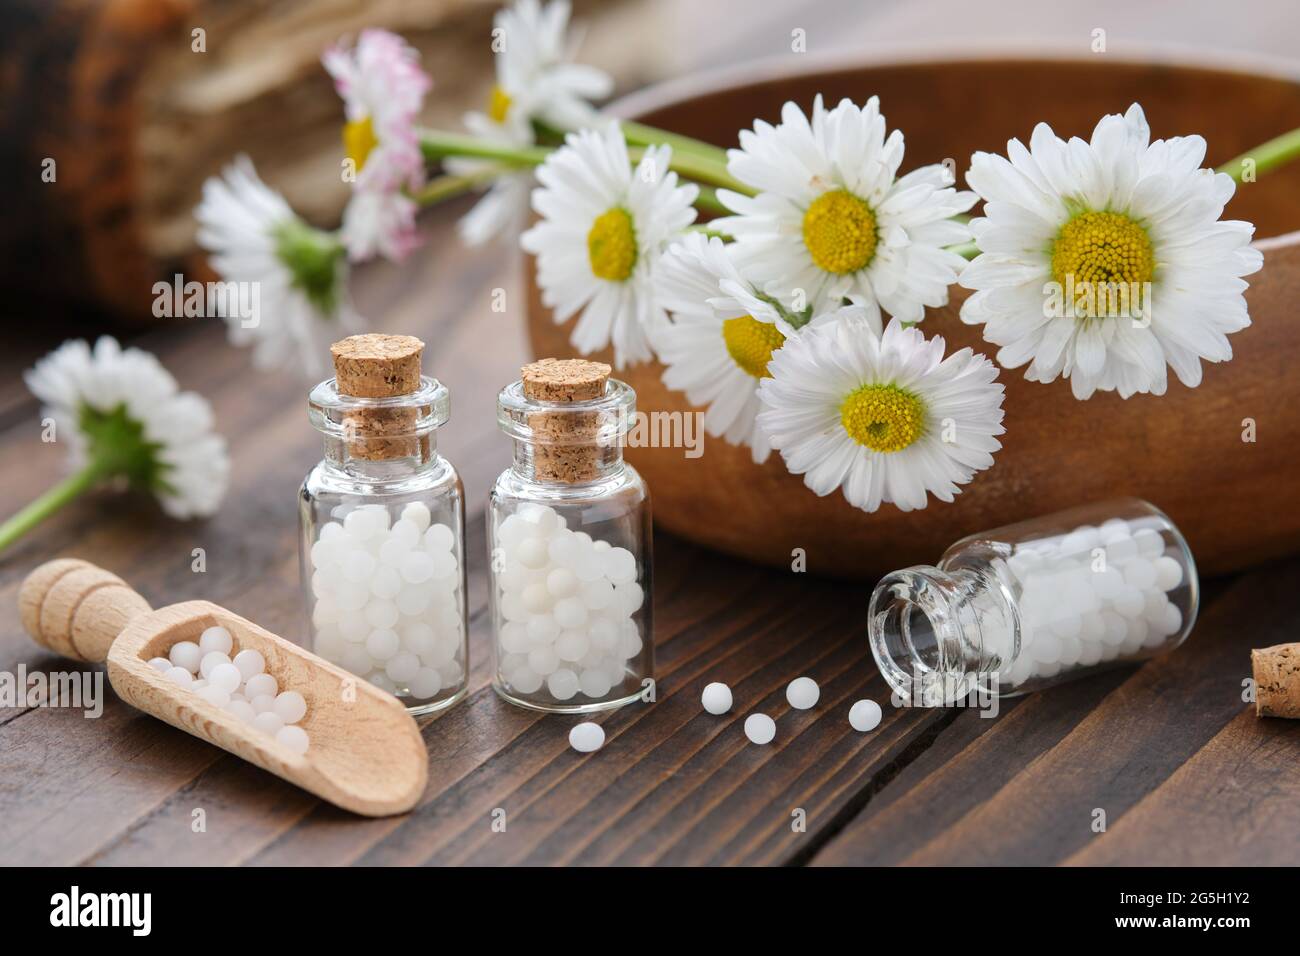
495,503,644,702
308,502,464,702
869,498,1198,705
151,625,311,754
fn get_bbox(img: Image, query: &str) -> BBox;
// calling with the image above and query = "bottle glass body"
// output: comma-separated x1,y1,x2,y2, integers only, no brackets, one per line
869,498,1197,705
298,377,468,715
488,379,653,713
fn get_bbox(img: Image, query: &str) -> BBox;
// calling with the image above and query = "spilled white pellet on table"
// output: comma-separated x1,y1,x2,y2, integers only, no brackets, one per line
569,722,605,753
744,714,776,745
786,677,820,710
701,682,732,715
849,699,882,732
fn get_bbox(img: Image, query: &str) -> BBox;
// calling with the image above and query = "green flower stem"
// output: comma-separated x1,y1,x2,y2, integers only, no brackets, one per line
419,130,553,167
410,170,499,207
418,127,754,199
1217,126,1300,183
0,461,108,553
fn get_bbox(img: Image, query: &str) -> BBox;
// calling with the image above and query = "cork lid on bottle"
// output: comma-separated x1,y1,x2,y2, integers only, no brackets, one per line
502,357,632,484
319,334,443,461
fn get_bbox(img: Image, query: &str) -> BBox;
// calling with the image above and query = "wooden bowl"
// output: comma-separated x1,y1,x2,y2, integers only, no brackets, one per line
527,49,1300,579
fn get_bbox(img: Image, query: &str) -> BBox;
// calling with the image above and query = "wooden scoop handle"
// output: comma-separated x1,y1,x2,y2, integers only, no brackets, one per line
19,559,152,663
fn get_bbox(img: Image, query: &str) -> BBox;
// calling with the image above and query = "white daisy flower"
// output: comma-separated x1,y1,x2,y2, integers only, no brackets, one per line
959,103,1263,399
196,155,361,380
654,232,840,463
715,96,976,323
521,124,698,368
324,29,432,261
1,337,230,551
451,0,613,246
757,315,1005,513
492,0,612,133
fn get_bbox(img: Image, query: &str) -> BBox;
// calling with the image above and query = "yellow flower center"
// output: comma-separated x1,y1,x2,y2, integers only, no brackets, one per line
343,116,378,172
1050,210,1155,311
840,383,926,453
722,316,785,378
802,188,879,275
489,85,513,124
587,207,638,281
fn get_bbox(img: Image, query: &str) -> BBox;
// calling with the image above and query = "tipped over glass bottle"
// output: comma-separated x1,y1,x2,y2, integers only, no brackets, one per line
488,358,653,713
868,499,1197,705
298,335,468,715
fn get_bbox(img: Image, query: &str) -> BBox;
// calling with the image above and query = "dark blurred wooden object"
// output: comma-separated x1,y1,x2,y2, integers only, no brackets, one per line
530,52,1300,579
0,0,628,324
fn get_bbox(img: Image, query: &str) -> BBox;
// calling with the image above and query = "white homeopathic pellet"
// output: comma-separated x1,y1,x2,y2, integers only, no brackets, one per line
744,713,776,745
199,625,234,655
701,682,732,715
849,699,882,732
786,676,820,710
568,721,605,753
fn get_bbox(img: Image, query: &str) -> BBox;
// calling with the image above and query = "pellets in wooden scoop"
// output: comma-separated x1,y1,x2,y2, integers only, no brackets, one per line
160,625,311,754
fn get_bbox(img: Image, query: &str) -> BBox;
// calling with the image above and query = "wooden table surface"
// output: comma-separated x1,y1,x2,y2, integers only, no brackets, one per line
2,201,1299,867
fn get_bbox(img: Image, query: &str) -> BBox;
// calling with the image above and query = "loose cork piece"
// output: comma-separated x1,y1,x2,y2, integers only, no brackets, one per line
1252,642,1300,718
330,334,427,461
521,358,611,483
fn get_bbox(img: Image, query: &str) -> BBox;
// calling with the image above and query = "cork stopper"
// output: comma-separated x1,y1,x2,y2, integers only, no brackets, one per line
521,358,612,483
330,334,427,461
1252,642,1300,718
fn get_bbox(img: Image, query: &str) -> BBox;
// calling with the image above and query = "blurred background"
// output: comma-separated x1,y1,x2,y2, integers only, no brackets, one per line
1,0,1298,502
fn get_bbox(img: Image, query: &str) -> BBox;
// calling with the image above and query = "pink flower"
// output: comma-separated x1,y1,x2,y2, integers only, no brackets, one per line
324,29,432,261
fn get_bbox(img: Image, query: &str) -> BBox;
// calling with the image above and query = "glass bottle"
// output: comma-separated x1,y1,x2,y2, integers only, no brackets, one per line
299,373,468,715
868,498,1197,705
488,362,653,713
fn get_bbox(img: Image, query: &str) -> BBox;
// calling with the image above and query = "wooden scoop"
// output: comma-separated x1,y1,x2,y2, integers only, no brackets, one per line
18,558,428,817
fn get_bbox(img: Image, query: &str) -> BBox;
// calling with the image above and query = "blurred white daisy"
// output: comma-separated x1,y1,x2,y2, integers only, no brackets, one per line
655,232,838,463
196,155,361,380
1,337,230,551
451,0,613,246
757,315,1005,513
715,96,976,323
959,103,1263,399
521,124,698,368
492,0,612,132
324,29,432,262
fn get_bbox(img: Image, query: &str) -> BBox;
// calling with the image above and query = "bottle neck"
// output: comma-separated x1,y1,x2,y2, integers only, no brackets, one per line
509,438,626,484
868,564,1018,705
322,432,443,483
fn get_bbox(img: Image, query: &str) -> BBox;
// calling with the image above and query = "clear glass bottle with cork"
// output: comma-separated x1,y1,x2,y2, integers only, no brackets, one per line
299,334,468,715
488,358,653,713
868,498,1198,705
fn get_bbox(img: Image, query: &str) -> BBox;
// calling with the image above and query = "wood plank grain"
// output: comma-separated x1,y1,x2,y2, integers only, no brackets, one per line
812,559,1300,866
1065,709,1300,866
